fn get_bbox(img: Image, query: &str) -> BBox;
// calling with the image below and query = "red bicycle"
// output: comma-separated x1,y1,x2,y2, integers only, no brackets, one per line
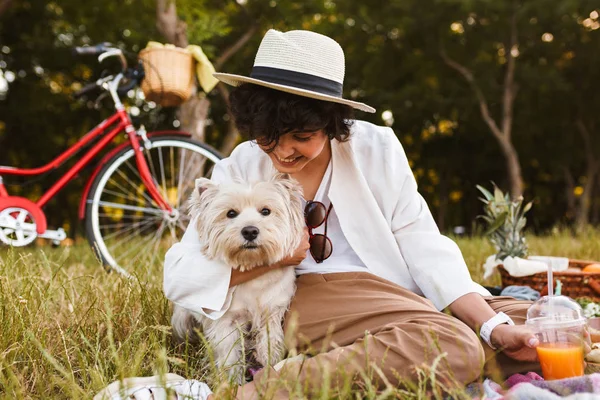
0,44,222,276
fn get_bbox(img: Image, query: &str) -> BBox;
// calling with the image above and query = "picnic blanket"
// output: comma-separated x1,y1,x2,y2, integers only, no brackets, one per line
467,372,600,399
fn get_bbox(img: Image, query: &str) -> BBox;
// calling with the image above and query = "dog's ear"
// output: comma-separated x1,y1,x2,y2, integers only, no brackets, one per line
188,178,217,216
270,173,303,199
194,177,215,197
271,173,305,241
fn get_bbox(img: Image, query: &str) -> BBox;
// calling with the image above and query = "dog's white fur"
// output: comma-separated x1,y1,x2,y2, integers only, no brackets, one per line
171,173,304,383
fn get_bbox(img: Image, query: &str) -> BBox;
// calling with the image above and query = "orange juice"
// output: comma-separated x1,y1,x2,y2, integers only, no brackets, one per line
536,342,584,380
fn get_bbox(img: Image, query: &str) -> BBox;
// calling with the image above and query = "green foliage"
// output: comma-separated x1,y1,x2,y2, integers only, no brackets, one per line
477,183,532,259
176,0,232,53
1,0,600,235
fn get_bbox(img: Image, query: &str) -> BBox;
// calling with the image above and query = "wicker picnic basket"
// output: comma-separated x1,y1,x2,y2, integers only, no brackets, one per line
138,46,194,107
499,259,600,301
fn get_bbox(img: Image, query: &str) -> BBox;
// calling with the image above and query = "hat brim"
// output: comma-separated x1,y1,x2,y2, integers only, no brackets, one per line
213,72,376,113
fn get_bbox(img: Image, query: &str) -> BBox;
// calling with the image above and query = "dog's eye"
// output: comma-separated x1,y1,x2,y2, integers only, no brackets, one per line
226,210,238,218
260,208,271,216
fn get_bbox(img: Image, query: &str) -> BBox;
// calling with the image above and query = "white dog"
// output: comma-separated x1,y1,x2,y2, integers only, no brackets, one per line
171,173,304,383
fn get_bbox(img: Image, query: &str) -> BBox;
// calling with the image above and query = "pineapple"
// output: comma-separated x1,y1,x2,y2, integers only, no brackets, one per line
476,183,532,260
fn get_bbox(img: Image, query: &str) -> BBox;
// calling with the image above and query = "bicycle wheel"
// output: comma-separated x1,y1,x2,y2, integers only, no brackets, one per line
85,136,222,277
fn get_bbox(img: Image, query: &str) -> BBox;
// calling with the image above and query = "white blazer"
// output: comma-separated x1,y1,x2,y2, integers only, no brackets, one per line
163,120,490,320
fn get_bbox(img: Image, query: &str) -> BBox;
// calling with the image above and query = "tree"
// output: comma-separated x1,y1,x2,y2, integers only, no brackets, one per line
155,0,259,153
551,2,600,230
439,0,524,200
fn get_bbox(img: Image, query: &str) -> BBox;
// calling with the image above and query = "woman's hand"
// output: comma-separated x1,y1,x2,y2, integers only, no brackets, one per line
278,227,310,267
490,324,539,362
491,324,592,362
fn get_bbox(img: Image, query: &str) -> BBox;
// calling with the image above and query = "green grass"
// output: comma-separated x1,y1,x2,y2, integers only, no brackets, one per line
2,229,600,399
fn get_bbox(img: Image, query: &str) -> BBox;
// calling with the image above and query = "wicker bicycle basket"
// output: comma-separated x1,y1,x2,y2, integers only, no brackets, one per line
138,46,194,107
499,259,600,301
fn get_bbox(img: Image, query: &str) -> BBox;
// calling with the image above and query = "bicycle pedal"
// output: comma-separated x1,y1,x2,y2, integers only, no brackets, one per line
39,227,67,242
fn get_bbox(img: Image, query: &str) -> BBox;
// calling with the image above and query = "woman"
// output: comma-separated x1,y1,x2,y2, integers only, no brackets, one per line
164,29,538,399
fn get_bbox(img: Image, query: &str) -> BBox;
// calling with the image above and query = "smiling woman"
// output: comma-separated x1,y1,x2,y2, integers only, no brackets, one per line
163,29,539,400
259,129,329,174
229,83,355,148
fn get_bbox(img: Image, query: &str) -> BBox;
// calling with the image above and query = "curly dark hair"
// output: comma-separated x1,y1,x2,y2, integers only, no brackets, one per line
228,83,355,149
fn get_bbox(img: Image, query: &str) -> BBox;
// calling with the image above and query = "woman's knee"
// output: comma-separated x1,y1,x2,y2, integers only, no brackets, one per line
370,320,484,386
439,322,485,384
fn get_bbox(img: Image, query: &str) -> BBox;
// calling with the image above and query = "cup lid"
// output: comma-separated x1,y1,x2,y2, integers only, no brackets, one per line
525,295,586,329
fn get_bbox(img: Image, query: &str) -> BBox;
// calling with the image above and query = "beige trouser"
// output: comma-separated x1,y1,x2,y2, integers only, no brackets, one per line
251,272,536,398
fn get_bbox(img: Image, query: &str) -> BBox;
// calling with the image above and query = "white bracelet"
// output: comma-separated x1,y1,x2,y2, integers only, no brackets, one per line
479,312,515,350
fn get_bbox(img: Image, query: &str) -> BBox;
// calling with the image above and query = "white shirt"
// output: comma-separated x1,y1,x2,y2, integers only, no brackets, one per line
297,161,368,274
163,120,490,320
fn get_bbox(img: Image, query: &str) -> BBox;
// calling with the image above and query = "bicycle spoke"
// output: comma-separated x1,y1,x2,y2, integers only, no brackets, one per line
130,221,167,267
157,146,168,201
175,148,187,208
17,211,27,223
112,221,164,264
114,168,159,207
170,146,175,192
176,219,188,234
99,219,157,229
104,177,141,203
100,216,161,241
121,160,162,205
176,152,197,208
143,147,168,199
100,187,144,203
106,175,156,209
98,213,148,220
96,201,164,216
176,154,209,208
184,153,209,183
107,217,159,254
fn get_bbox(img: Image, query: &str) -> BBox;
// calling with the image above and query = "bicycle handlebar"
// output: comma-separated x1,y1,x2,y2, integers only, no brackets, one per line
73,44,127,71
98,49,128,71
73,43,111,56
72,44,145,105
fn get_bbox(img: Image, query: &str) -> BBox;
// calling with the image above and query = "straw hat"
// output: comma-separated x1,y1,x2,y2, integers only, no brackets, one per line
213,29,376,113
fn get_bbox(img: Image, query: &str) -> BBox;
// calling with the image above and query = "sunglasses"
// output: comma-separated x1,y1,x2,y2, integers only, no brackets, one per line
304,201,333,263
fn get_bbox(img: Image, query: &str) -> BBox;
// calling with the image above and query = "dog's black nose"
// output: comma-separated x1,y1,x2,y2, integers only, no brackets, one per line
241,226,259,241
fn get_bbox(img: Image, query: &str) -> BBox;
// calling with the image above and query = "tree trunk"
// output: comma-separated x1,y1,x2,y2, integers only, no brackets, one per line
592,174,600,225
215,84,239,155
155,0,257,150
156,0,188,47
155,0,209,141
498,137,524,199
440,5,523,200
575,165,597,231
563,167,576,222
574,118,599,231
178,93,210,142
213,24,257,155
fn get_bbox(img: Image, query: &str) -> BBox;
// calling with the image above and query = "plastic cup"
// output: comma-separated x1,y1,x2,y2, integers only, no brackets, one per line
526,295,588,380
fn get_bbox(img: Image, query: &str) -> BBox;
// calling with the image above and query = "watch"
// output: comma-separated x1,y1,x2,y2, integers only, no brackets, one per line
480,312,515,350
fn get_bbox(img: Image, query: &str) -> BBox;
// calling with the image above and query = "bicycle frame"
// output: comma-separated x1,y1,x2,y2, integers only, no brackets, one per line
0,109,172,212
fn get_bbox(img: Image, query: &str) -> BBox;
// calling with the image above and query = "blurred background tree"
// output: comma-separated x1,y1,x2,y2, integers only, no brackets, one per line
0,0,599,238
